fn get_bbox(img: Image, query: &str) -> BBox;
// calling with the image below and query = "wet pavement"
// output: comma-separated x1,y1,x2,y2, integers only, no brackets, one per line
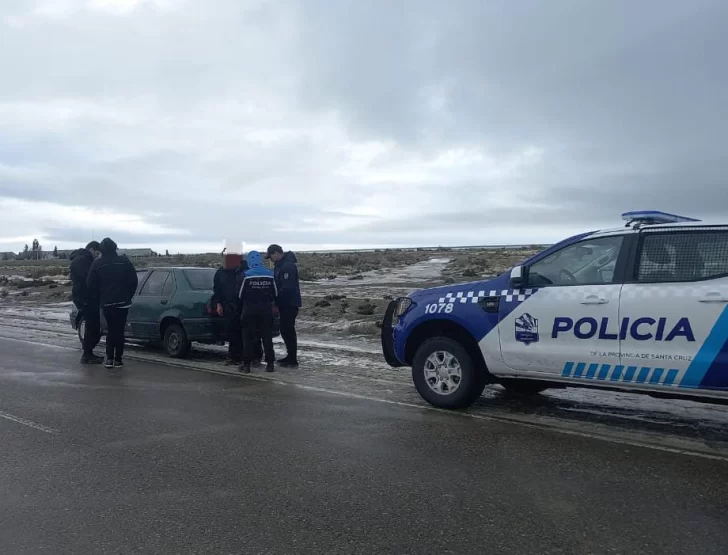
3,301,728,456
2,337,728,554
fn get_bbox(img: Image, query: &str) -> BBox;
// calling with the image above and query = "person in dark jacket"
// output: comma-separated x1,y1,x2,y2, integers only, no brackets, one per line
212,252,246,365
238,251,276,374
70,241,103,364
87,238,138,369
266,244,302,367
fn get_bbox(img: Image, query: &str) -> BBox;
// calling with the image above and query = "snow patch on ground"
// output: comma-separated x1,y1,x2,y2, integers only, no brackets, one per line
319,258,451,286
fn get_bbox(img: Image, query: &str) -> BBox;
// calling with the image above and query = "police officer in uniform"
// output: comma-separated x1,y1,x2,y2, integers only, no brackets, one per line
266,244,301,367
238,251,276,374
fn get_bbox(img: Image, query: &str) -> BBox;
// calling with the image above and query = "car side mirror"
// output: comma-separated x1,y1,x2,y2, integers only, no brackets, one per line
509,265,526,288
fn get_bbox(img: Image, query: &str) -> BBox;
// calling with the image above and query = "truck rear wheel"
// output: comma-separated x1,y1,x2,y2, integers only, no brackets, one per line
412,337,486,409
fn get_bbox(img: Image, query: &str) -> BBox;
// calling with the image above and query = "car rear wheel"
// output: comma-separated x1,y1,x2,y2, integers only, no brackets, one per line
77,316,86,346
163,322,192,359
499,379,549,396
412,337,486,409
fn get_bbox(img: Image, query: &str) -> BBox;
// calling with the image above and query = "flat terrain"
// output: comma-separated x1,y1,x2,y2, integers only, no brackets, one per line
2,248,728,460
2,337,728,554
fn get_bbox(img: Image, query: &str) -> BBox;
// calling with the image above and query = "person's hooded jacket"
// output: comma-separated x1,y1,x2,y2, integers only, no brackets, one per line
212,257,248,312
87,238,139,308
239,251,277,307
69,248,96,308
273,251,302,308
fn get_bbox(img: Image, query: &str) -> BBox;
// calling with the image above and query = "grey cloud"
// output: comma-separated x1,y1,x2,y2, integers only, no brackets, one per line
1,0,728,251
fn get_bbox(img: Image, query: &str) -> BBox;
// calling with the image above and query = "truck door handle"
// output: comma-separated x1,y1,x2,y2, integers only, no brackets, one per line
699,292,728,303
580,295,608,305
160,300,168,305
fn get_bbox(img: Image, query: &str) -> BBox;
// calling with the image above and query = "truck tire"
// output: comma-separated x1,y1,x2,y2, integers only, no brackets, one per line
412,337,486,409
499,379,549,396
163,322,192,359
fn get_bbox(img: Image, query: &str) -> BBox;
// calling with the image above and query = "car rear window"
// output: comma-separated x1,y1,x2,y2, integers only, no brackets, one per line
183,269,216,291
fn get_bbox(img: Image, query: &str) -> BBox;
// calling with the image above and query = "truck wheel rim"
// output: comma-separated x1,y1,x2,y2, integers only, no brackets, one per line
424,351,462,395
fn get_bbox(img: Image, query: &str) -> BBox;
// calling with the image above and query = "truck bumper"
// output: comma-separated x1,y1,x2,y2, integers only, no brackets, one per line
381,301,404,367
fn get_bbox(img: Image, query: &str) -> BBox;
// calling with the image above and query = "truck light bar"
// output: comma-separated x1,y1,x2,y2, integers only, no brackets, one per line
621,210,701,226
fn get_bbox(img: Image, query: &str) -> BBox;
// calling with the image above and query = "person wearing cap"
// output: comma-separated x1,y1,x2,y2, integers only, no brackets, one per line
238,250,276,373
87,238,138,369
70,241,103,364
266,244,301,367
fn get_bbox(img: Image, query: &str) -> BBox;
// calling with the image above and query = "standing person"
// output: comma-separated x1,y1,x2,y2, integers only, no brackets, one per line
238,251,276,374
212,251,245,365
87,238,138,369
70,241,103,364
266,244,301,367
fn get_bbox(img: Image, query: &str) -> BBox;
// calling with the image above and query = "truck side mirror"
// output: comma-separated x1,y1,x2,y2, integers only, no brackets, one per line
509,265,525,288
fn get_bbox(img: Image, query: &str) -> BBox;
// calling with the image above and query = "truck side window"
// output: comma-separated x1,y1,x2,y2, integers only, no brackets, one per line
528,235,624,287
637,230,728,283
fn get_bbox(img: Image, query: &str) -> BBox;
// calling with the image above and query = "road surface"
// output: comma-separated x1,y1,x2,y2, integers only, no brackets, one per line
1,337,728,554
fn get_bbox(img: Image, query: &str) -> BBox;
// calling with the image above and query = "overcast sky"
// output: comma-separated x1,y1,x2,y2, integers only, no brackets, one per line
1,0,727,253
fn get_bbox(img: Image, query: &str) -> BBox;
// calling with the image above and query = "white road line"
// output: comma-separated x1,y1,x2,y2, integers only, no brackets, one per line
0,410,58,434
1,333,727,461
0,334,74,351
292,385,728,462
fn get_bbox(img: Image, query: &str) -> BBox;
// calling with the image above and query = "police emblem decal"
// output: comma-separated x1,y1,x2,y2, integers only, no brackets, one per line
515,313,539,345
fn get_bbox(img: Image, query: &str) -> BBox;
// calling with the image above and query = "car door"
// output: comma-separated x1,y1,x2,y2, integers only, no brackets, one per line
121,270,149,336
129,269,174,338
498,233,628,378
619,227,728,392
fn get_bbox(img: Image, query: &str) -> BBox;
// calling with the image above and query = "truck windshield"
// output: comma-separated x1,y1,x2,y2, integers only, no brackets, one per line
183,269,216,291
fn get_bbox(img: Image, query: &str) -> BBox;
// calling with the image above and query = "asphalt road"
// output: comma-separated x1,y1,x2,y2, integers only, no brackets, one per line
1,337,727,554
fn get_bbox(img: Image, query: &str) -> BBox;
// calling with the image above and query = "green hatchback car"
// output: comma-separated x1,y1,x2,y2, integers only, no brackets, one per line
70,266,280,358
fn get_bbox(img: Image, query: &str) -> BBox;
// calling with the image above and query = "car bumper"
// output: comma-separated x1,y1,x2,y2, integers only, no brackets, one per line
184,316,281,343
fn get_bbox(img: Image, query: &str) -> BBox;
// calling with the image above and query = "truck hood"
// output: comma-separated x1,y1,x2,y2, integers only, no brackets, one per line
407,272,510,301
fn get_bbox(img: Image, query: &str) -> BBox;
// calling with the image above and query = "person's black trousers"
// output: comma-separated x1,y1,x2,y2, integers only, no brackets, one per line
82,303,101,355
278,305,299,361
102,307,129,362
225,309,243,363
242,306,275,365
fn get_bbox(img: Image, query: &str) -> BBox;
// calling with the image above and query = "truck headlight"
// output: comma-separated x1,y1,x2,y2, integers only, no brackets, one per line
395,297,413,317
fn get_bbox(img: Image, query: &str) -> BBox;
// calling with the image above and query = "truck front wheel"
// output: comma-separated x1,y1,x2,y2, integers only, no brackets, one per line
412,337,486,409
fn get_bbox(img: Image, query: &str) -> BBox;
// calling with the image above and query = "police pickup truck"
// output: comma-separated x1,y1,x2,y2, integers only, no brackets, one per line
382,211,728,409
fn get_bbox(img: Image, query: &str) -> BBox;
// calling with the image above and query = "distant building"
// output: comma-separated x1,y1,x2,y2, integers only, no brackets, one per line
118,248,157,258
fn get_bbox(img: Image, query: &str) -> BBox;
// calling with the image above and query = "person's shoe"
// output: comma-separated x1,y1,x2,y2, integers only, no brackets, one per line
80,353,104,365
114,359,124,368
279,358,299,368
238,363,251,374
265,362,275,372
104,358,114,369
